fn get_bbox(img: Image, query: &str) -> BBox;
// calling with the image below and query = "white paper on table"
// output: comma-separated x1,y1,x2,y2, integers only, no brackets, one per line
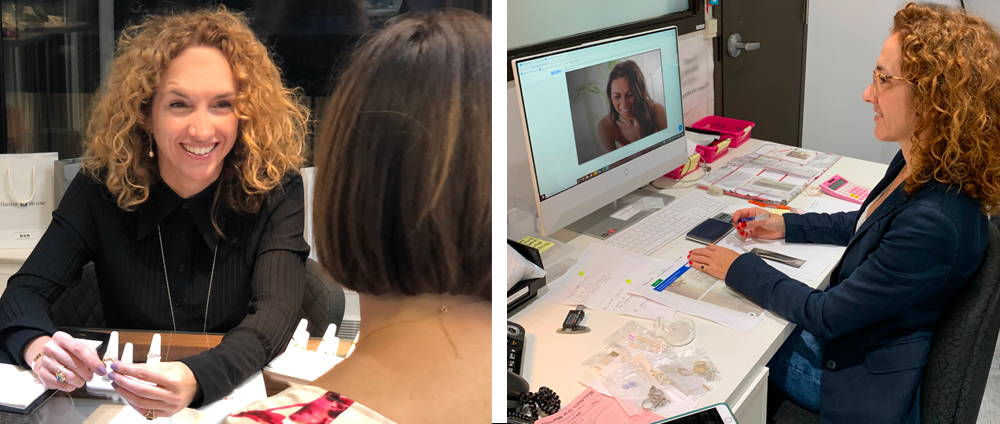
718,231,846,284
547,244,675,319
629,257,766,332
0,364,47,410
194,371,267,423
805,195,863,214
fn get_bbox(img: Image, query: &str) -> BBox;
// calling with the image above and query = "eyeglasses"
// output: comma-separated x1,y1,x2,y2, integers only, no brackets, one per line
871,69,909,96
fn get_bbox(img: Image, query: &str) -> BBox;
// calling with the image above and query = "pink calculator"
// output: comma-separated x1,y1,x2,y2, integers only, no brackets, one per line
820,175,870,204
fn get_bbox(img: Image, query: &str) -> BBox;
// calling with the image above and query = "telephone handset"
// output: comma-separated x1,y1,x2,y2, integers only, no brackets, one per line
507,321,561,423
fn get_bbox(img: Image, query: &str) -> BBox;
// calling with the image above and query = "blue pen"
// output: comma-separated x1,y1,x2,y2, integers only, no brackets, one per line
736,214,770,224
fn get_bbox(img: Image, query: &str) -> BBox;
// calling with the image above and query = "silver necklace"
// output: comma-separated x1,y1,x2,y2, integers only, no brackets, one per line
156,225,218,333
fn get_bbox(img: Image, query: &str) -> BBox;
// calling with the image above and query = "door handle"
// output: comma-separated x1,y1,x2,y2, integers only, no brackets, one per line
727,33,761,58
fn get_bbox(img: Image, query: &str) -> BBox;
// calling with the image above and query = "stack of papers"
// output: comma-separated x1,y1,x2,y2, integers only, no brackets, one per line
698,143,840,204
550,244,765,331
548,244,675,320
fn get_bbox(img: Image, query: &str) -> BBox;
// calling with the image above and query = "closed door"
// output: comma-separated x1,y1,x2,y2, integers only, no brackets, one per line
719,0,808,147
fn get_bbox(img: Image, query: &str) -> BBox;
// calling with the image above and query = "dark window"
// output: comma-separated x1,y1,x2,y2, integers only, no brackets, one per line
1,0,490,162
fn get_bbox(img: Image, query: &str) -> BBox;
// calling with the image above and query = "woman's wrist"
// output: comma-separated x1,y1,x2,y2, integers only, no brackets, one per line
23,335,51,369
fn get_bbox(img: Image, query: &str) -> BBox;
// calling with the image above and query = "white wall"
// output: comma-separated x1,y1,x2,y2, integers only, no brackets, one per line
801,0,999,164
507,0,688,49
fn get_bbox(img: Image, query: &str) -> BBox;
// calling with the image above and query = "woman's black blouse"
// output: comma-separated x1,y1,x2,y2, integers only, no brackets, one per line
0,172,309,406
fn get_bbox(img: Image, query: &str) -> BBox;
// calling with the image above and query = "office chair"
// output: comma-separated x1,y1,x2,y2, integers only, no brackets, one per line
299,258,346,337
773,224,1000,424
50,259,346,338
50,262,105,328
921,223,1000,423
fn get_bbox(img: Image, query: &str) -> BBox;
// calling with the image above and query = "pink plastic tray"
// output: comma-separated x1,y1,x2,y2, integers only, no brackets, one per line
690,115,755,147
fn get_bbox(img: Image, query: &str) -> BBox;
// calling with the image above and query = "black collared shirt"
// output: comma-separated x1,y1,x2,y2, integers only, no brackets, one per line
0,172,309,406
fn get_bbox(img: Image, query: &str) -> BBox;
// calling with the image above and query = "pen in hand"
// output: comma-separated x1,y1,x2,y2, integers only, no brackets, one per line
736,214,770,224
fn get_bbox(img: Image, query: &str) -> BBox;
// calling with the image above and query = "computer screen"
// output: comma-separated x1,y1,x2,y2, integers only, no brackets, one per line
512,26,687,234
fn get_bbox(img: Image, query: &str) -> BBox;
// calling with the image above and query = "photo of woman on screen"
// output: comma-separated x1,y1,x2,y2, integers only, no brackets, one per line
598,60,668,151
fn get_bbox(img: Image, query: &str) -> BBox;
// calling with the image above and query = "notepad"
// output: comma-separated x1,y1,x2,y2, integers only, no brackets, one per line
0,364,48,411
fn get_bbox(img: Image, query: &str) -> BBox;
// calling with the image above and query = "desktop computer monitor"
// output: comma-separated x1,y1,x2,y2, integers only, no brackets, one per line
512,26,688,235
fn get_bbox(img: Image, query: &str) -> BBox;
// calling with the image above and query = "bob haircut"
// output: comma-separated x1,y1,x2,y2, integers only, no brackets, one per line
313,10,491,301
83,7,309,220
893,2,1000,214
606,60,657,138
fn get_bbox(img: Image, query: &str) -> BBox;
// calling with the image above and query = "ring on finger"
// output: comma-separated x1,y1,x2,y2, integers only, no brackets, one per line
54,367,68,384
145,409,157,420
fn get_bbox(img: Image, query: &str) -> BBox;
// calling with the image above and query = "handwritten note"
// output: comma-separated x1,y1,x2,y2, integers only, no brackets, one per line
536,388,664,424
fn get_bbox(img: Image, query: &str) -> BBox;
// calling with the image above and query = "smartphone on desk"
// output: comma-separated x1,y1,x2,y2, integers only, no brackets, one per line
653,403,738,423
686,213,735,245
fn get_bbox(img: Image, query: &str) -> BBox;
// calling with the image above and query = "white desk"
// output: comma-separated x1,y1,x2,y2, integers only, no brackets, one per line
510,139,888,424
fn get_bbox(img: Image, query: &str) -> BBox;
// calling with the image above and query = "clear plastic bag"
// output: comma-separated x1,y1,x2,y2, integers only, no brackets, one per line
665,347,722,394
650,355,708,397
581,346,623,373
601,358,658,416
604,321,669,355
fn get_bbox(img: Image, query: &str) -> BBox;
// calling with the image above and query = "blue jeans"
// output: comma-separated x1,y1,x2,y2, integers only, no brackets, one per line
768,327,823,413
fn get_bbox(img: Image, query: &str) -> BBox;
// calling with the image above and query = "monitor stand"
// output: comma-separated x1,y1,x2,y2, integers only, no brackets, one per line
566,188,675,239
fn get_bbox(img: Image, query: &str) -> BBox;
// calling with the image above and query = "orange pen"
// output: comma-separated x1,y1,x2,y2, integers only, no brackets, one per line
749,200,791,210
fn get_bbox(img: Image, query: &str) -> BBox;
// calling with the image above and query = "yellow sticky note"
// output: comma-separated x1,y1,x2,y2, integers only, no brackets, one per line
518,236,556,253
578,271,586,276
763,207,790,215
625,279,632,284
682,153,701,174
715,138,731,152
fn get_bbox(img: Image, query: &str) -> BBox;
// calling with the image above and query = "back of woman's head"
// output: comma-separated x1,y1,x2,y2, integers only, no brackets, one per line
893,2,1000,214
84,7,308,214
313,10,491,300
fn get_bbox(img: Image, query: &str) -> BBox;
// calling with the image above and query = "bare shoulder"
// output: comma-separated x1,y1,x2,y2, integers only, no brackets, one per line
599,114,613,128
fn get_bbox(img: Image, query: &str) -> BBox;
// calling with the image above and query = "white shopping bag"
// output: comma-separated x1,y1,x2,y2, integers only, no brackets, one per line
0,152,58,248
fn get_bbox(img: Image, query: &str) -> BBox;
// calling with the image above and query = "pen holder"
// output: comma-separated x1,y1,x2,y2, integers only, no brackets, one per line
664,152,702,180
690,115,755,148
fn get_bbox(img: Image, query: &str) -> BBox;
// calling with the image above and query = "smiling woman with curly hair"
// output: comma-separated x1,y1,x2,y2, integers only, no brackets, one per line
0,8,311,419
84,7,309,223
688,3,1000,422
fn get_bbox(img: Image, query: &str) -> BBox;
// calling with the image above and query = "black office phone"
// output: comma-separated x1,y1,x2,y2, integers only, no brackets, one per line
507,321,525,375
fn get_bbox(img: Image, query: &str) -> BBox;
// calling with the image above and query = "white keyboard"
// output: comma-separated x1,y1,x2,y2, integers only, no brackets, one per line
605,191,729,255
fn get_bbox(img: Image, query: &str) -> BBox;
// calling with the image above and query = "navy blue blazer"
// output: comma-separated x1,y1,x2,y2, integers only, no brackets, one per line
726,151,988,423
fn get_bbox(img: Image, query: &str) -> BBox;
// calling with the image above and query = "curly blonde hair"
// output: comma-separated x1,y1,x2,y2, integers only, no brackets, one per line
83,7,309,218
893,2,1000,214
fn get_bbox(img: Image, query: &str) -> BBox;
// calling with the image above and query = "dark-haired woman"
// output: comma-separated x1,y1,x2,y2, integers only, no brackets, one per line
598,60,667,151
226,10,490,424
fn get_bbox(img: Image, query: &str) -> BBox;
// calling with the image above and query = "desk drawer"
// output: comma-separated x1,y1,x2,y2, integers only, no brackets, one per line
731,366,768,424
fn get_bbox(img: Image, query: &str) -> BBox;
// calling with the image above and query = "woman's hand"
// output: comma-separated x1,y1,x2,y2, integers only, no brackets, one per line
732,207,786,240
24,331,105,392
109,361,198,418
688,244,742,280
